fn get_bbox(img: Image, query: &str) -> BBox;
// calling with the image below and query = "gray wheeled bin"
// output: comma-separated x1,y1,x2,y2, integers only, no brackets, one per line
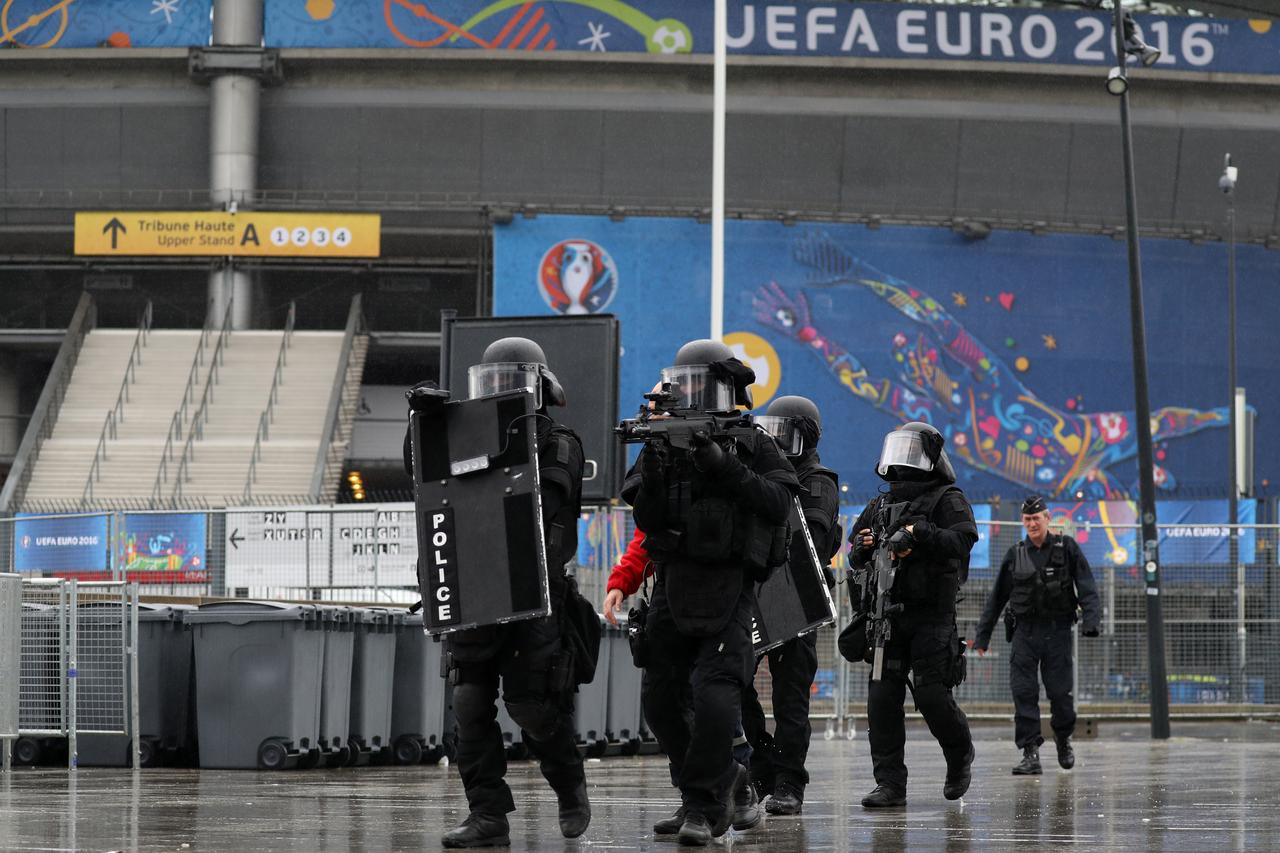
187,601,323,770
315,606,355,768
573,616,610,757
348,608,396,765
604,621,644,755
78,603,196,768
14,602,64,766
389,612,448,765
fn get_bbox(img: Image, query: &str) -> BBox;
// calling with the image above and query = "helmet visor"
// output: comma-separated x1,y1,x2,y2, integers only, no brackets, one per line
659,365,734,412
755,415,803,456
876,430,935,477
467,362,542,409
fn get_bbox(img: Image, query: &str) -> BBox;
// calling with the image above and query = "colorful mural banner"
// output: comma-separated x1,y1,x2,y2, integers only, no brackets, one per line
117,513,207,582
0,0,212,49
264,1,1280,76
493,215,1279,502
14,513,110,575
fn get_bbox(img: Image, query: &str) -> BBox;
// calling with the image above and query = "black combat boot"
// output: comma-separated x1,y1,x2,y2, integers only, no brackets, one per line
557,782,591,839
441,812,511,848
860,784,907,808
732,769,763,831
765,781,804,816
1055,735,1075,770
677,812,713,847
1012,745,1042,776
653,804,688,835
944,745,975,800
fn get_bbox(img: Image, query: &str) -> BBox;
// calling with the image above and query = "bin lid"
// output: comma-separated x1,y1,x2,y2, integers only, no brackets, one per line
184,600,318,626
314,604,354,624
138,603,196,623
402,611,423,629
350,607,384,626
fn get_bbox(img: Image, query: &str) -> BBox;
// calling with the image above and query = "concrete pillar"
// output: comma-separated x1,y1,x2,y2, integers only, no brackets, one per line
208,0,263,330
0,353,19,462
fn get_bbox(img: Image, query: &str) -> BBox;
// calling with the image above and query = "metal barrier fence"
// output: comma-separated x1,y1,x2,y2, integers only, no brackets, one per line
10,578,139,769
2,506,1276,727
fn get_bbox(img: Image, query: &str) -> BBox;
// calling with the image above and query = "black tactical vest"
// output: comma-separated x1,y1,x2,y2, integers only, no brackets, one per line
873,484,968,614
794,454,841,564
538,424,584,576
1008,535,1077,620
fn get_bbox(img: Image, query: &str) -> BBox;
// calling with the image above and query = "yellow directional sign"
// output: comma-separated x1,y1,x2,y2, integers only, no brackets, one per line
74,211,381,258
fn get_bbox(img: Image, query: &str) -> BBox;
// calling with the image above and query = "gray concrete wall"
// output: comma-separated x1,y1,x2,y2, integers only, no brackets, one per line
2,52,1278,242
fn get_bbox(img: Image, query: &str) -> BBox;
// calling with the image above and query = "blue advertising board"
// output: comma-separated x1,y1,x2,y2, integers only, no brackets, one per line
117,513,208,582
0,0,212,48
14,513,110,575
265,1,1280,76
493,215,1280,504
1047,499,1257,569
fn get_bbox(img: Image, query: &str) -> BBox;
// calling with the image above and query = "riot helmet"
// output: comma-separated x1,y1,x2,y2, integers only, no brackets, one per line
757,395,821,456
466,336,567,409
876,421,956,483
659,338,754,413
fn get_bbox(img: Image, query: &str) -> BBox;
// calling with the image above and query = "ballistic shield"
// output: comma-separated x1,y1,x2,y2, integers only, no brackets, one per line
750,497,839,653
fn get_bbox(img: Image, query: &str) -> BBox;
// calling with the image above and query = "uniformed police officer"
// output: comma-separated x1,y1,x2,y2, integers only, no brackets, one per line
622,339,800,846
850,422,977,808
973,495,1101,775
740,395,841,816
406,338,590,849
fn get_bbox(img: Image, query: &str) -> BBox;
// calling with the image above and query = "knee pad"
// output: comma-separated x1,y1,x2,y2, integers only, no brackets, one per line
505,698,559,741
452,683,496,728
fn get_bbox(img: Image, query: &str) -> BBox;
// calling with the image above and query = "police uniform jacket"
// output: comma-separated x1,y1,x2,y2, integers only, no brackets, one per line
974,533,1101,648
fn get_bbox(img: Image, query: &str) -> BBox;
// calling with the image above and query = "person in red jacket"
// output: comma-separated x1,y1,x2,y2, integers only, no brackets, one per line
602,528,651,624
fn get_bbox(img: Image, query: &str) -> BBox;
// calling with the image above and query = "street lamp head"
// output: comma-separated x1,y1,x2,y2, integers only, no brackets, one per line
1106,66,1128,96
1219,154,1238,195
1122,12,1161,67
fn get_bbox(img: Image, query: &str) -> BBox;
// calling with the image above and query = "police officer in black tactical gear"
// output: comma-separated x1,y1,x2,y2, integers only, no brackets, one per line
405,337,590,849
740,395,840,816
850,422,977,808
622,339,800,847
973,494,1101,775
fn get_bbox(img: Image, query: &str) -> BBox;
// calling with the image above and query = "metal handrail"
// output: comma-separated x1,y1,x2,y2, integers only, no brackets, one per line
80,302,153,508
0,292,97,512
168,300,235,504
243,302,297,501
309,294,366,501
149,301,218,504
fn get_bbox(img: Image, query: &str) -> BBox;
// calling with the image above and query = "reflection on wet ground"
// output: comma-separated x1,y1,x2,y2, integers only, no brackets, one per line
2,722,1278,851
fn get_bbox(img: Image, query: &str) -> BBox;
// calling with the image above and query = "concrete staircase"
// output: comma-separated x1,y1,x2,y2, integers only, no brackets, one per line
24,329,206,504
19,325,361,509
173,331,345,500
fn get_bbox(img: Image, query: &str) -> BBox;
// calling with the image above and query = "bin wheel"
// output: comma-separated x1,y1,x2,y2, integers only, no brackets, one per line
441,733,457,762
344,744,362,767
137,738,159,768
393,736,423,766
587,739,607,759
621,737,641,757
507,741,529,761
332,745,353,767
297,748,322,770
14,737,42,766
257,739,290,771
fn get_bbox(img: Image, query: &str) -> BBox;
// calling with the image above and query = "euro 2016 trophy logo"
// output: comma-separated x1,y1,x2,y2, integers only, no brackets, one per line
538,239,618,315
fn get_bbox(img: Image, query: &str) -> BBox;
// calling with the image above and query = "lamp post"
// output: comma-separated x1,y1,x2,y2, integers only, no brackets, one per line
1107,2,1170,739
1219,154,1243,702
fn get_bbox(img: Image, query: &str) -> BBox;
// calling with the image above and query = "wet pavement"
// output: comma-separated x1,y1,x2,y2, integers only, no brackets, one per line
3,722,1279,851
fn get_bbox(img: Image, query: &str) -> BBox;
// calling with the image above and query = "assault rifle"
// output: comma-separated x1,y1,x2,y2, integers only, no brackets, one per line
615,383,756,450
851,500,911,681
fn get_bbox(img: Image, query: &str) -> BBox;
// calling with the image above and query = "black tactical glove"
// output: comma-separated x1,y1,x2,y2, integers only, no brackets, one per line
639,444,667,487
406,380,450,414
1082,624,1100,638
906,517,934,544
690,430,726,474
887,526,915,556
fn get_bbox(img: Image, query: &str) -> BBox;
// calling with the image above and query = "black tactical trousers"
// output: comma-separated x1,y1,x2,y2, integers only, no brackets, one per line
741,632,819,796
641,582,755,823
448,614,584,816
867,612,972,792
1010,617,1076,749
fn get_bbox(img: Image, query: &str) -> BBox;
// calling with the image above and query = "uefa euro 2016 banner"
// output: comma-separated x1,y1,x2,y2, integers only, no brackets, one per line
264,1,1280,76
0,0,212,48
492,215,1280,503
